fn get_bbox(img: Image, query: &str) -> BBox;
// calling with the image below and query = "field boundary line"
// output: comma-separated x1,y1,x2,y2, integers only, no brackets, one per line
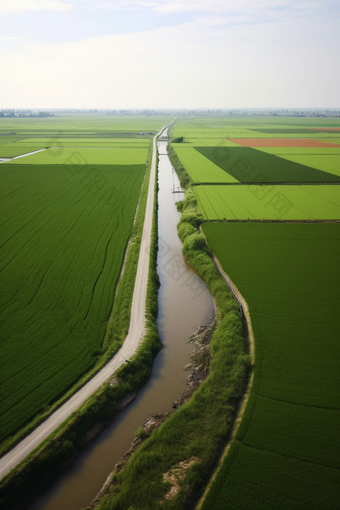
195,246,255,510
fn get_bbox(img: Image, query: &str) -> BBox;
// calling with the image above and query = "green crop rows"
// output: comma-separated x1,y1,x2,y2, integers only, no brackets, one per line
194,146,339,183
7,147,149,165
0,163,145,443
173,146,238,183
278,154,340,177
255,146,340,155
194,184,340,220
201,222,340,510
0,147,45,158
0,116,170,134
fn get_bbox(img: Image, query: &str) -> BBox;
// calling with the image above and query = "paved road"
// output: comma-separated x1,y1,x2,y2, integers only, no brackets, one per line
0,123,172,480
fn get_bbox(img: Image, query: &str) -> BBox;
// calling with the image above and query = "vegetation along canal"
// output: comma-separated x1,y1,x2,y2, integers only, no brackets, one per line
29,135,215,510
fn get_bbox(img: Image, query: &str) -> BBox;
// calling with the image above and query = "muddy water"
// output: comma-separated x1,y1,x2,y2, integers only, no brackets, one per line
29,138,214,510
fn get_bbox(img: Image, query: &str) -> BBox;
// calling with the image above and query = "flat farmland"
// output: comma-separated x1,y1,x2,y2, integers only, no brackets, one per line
0,116,170,134
277,154,340,178
0,138,150,159
254,147,340,155
0,146,46,158
194,146,339,183
173,146,238,183
229,138,340,147
171,139,239,147
194,185,340,220
5,137,151,147
0,162,145,444
7,147,149,165
201,222,340,510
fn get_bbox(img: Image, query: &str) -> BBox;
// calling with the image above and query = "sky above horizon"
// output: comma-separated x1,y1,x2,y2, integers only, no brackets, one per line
0,0,339,109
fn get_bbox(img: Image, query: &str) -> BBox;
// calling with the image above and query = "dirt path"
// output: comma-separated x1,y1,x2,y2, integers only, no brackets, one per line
0,148,46,163
195,254,255,510
0,123,172,481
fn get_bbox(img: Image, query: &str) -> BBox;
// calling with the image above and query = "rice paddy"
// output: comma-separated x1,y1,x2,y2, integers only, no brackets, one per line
201,222,340,510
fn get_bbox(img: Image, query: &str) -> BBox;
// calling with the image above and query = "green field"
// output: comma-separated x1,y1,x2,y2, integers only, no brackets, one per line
7,147,149,165
194,185,340,220
194,146,339,183
173,146,238,183
201,222,340,510
0,147,45,158
172,139,240,147
255,146,340,155
0,116,170,134
171,119,340,140
0,136,150,158
0,162,145,443
2,137,150,146
278,154,340,178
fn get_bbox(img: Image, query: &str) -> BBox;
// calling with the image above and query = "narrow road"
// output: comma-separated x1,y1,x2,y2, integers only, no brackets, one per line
0,123,172,480
0,148,47,163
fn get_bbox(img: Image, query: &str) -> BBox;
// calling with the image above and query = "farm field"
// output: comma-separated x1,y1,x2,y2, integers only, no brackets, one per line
201,222,340,510
170,118,340,142
193,146,339,183
0,162,146,443
0,146,45,158
254,146,340,155
1,137,150,146
173,145,238,183
0,137,151,159
0,116,170,134
194,185,340,220
7,147,149,165
277,154,340,178
171,138,239,147
229,137,340,147
0,115,170,448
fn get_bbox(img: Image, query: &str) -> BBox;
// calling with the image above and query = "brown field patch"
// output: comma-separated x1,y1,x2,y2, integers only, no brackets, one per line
229,138,340,148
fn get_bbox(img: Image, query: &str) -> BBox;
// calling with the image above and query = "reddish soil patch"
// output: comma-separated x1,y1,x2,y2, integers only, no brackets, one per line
229,138,340,148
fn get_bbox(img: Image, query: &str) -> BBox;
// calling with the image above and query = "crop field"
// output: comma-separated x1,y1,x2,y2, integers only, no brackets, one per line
194,185,340,220
318,137,340,144
194,146,339,183
7,147,149,165
254,146,340,155
201,222,340,510
0,146,46,158
0,162,146,443
2,137,151,146
0,137,150,159
229,138,340,147
171,138,240,147
0,114,170,446
0,115,170,134
173,146,238,183
278,154,340,178
252,127,340,134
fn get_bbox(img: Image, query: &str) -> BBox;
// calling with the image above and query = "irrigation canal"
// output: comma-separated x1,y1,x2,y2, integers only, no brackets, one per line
29,136,215,510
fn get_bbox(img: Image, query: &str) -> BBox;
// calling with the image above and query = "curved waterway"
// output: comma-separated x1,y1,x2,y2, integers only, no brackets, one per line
29,137,215,510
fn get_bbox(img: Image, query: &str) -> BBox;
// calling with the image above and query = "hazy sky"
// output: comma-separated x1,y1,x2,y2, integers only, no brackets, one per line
1,0,339,109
